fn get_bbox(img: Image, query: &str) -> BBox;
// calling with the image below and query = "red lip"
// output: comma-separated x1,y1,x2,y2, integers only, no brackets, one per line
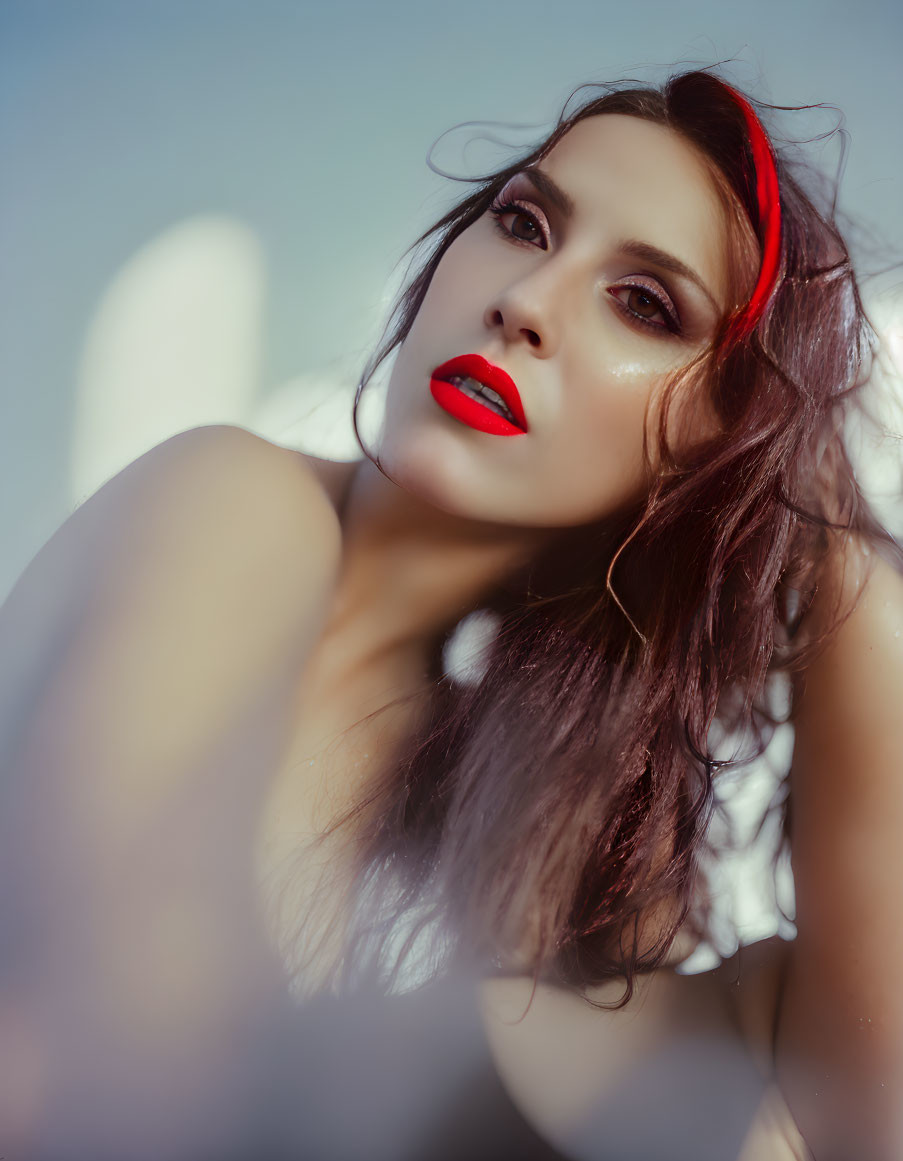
429,353,528,436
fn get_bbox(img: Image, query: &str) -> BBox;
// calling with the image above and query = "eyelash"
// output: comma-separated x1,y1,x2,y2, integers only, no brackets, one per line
609,280,682,335
488,196,550,250
486,194,683,337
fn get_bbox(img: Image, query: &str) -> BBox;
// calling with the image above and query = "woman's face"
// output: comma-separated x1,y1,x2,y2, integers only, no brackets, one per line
378,113,736,528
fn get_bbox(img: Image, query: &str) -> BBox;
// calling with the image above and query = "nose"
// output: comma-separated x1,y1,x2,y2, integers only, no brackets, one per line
483,268,562,358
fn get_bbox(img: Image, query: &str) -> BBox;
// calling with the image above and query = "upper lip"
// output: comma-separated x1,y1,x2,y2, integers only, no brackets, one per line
431,353,529,432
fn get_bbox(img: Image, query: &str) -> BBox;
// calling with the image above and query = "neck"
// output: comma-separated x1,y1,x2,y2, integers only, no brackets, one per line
318,456,551,680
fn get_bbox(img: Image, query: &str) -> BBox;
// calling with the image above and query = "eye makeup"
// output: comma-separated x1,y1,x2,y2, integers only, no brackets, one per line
608,277,682,334
487,172,685,337
488,176,551,250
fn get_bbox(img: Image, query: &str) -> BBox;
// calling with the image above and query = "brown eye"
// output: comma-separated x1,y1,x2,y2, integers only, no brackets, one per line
488,197,550,249
609,280,681,334
627,288,662,320
508,212,541,243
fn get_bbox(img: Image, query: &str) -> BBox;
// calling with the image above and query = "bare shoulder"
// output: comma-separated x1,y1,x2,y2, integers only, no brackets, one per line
82,424,343,587
2,424,341,636
776,543,903,1158
1,425,343,814
793,545,903,739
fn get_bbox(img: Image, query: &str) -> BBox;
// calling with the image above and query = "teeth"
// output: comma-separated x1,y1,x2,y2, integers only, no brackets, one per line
447,375,517,424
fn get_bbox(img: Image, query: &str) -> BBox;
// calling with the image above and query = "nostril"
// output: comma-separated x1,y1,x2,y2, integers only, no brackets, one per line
486,306,543,349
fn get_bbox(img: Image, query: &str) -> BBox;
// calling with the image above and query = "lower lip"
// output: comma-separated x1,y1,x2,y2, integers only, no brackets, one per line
429,378,526,437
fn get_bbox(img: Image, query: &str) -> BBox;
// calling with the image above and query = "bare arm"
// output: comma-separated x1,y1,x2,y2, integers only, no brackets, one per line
0,424,340,1152
776,542,903,1160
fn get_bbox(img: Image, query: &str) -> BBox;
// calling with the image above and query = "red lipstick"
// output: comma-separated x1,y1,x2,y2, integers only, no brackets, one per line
429,354,528,437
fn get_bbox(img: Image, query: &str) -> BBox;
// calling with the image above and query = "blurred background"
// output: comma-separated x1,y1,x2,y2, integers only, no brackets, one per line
2,0,901,954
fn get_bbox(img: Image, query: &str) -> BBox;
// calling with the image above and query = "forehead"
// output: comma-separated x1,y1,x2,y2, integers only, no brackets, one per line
541,114,733,307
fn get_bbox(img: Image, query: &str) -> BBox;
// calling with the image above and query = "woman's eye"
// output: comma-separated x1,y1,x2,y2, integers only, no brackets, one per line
488,200,549,250
609,283,681,334
506,211,542,244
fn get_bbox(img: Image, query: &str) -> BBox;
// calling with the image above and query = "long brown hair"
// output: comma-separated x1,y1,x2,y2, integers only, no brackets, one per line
313,70,899,1001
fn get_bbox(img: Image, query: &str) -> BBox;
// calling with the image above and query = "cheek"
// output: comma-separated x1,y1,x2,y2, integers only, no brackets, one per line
591,375,657,478
381,233,495,432
564,324,714,460
544,358,719,525
384,238,482,384
524,368,659,525
574,352,663,457
414,230,488,323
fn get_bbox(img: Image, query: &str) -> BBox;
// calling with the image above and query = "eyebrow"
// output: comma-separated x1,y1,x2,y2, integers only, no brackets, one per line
521,166,576,218
521,166,719,311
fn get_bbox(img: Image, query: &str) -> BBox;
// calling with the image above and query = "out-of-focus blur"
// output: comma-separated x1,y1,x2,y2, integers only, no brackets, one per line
1,3,901,1156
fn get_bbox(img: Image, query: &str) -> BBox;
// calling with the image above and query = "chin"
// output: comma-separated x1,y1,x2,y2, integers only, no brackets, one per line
387,436,488,516
376,426,523,525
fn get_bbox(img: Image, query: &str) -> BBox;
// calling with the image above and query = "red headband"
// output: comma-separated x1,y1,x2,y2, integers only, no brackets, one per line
714,80,782,346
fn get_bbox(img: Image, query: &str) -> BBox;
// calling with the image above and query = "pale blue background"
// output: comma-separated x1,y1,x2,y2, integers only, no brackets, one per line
2,0,901,595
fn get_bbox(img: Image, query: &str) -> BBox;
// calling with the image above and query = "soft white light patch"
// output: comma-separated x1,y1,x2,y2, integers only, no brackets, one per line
252,251,426,462
851,284,903,539
250,349,397,464
250,367,361,460
69,215,265,504
680,683,797,974
442,608,501,686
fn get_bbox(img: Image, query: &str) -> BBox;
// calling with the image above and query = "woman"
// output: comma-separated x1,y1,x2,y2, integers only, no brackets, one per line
1,69,901,1160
